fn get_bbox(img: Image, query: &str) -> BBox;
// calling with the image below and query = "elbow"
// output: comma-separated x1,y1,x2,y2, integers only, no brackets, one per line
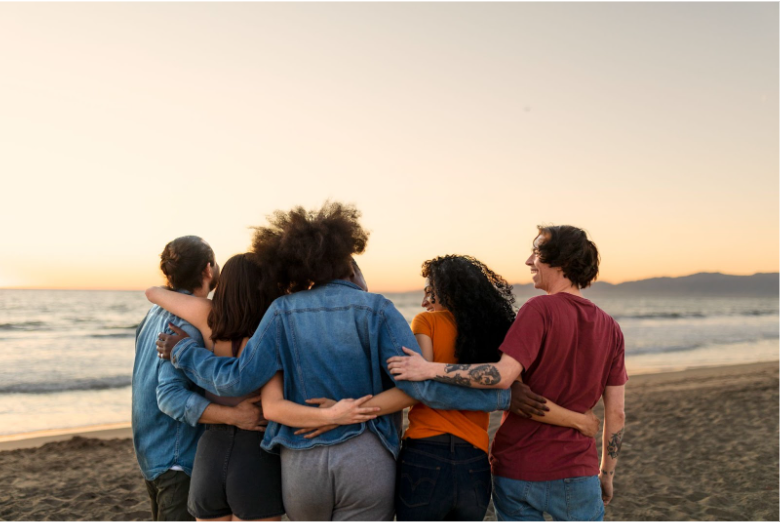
607,408,626,424
145,287,156,302
261,400,282,424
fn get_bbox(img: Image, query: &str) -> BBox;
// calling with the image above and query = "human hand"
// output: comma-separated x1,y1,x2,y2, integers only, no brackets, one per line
599,470,614,506
509,380,549,418
156,323,190,360
387,346,433,381
324,395,380,425
290,398,340,439
578,409,601,438
230,397,266,431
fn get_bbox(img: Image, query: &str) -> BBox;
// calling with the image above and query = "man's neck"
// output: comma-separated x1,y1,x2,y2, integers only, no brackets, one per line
546,279,582,297
192,286,210,298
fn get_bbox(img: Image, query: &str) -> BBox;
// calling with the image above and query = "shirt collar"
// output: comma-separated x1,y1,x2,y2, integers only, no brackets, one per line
324,279,363,291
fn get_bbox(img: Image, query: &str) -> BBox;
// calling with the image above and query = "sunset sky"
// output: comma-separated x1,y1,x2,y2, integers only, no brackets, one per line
1,3,777,292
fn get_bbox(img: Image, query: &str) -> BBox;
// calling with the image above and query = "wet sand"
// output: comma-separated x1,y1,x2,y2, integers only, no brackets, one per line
0,361,777,521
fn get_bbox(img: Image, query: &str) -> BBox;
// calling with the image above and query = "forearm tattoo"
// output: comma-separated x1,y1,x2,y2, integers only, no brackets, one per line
441,363,501,386
607,428,624,459
434,374,472,387
468,365,501,385
444,364,469,372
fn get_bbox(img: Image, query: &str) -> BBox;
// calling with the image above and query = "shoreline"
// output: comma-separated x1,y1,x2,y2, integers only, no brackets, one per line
1,359,776,452
0,359,777,521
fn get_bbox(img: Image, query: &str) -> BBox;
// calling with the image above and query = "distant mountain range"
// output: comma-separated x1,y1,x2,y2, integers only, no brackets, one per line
510,272,779,298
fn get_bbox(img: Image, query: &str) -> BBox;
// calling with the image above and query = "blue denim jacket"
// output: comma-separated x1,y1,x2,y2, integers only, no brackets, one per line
170,280,509,458
132,293,211,481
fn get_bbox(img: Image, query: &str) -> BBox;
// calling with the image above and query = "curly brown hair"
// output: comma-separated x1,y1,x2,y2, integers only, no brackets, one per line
536,225,600,289
251,201,369,293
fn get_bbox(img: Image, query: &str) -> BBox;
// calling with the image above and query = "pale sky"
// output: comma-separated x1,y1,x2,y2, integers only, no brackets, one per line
1,3,777,292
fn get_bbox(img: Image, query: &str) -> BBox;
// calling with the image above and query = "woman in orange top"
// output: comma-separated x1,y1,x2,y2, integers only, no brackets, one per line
396,255,595,521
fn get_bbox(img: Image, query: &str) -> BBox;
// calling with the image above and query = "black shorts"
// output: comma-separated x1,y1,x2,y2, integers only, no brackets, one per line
187,425,284,520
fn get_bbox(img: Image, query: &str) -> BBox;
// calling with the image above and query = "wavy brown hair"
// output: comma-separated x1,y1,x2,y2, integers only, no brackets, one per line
250,201,369,294
207,253,281,343
535,225,600,289
422,255,516,364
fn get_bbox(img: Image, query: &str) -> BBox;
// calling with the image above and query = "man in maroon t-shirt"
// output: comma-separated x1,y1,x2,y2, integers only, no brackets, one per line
389,225,627,521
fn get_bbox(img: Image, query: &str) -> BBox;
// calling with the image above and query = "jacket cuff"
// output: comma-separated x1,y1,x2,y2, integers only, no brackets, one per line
498,388,511,411
171,337,197,367
183,391,210,427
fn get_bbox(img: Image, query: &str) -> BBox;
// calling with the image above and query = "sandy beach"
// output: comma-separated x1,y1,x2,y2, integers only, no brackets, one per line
0,361,777,521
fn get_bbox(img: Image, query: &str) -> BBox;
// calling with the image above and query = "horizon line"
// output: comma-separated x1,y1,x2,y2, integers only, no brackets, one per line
1,270,776,293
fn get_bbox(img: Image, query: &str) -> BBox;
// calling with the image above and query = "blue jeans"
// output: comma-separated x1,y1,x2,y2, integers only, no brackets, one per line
395,437,492,521
493,474,604,521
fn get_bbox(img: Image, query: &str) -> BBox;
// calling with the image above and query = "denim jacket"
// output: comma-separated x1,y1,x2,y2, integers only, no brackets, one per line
170,280,509,458
132,291,211,481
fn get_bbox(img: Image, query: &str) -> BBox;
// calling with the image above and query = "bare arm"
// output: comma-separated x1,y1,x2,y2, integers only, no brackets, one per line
599,385,626,506
198,399,267,432
415,333,434,362
388,349,524,389
260,372,380,428
145,286,214,348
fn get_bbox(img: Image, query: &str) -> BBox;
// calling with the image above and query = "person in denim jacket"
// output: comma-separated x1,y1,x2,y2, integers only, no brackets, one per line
133,236,266,521
157,203,530,520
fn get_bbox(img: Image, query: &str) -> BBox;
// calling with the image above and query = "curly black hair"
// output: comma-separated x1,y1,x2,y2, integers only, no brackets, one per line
535,225,600,289
250,201,369,294
422,255,516,364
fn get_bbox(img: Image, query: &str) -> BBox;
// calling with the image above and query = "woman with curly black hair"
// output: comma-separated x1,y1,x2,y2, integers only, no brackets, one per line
397,255,599,521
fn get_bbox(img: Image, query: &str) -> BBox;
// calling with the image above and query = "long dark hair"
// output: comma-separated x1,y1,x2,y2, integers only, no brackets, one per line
207,253,280,343
422,255,516,364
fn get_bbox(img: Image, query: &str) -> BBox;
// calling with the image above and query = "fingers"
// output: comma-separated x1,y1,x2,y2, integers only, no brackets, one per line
401,346,416,356
168,323,187,335
294,428,316,435
352,395,374,406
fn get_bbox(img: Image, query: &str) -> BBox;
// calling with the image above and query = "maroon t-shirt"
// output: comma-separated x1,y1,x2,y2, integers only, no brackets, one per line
490,292,628,481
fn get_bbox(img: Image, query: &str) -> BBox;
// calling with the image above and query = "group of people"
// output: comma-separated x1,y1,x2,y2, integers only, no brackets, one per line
132,201,627,522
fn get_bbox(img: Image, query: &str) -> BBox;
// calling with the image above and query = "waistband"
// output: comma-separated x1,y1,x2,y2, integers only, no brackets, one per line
205,424,260,434
408,433,474,447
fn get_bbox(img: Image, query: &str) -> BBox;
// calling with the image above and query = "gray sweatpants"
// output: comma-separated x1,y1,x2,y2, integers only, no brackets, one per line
280,430,396,521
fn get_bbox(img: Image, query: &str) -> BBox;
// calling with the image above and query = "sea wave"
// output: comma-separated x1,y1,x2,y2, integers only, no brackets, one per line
0,376,132,394
627,332,778,356
88,332,135,339
614,310,776,320
0,321,46,331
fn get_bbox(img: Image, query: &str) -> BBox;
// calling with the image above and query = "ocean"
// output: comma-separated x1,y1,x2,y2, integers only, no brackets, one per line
0,289,777,437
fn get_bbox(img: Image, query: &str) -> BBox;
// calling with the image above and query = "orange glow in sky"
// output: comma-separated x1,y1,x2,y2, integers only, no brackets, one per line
1,3,777,292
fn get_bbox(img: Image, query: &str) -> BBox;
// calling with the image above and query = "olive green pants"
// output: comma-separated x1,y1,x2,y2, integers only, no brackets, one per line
144,469,195,521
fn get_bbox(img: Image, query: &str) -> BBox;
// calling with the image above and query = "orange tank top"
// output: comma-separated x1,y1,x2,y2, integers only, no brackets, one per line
405,311,490,453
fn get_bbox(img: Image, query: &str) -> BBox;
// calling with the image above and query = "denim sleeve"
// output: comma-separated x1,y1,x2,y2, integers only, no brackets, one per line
156,360,211,427
170,308,282,397
377,301,510,411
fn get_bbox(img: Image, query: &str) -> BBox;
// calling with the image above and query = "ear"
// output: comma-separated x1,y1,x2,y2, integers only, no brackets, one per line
203,263,213,280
